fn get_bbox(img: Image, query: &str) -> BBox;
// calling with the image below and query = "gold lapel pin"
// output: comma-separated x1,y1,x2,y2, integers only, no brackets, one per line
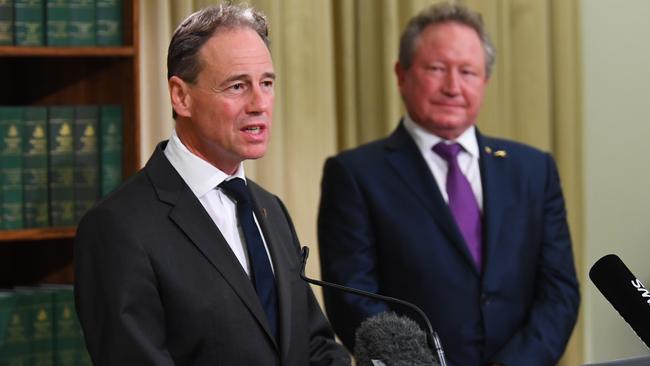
261,208,268,218
484,146,492,154
494,150,507,158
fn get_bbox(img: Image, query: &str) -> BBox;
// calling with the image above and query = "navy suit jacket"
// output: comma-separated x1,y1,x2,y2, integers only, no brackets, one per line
75,142,350,366
318,123,579,366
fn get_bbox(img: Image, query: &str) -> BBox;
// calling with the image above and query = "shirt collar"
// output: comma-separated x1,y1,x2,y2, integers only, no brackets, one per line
402,114,479,158
164,129,246,198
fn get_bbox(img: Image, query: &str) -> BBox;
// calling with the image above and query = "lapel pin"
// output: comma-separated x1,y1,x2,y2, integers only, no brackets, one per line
261,208,268,218
494,150,507,158
484,146,492,154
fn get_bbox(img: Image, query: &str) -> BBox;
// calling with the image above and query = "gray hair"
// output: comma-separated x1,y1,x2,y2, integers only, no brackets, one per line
398,2,495,77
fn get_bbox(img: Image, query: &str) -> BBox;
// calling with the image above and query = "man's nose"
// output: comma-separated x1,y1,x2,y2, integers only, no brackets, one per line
442,69,460,95
247,85,272,113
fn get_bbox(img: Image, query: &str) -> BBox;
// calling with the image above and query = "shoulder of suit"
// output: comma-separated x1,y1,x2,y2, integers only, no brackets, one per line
93,169,151,210
328,135,393,167
246,179,281,203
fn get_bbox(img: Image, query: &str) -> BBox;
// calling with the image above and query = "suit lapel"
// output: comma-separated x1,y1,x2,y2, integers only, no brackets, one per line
247,183,294,361
145,142,278,349
477,132,516,278
384,123,477,271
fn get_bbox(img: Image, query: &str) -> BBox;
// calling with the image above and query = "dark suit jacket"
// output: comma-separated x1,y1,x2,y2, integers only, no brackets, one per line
74,141,350,366
318,123,579,366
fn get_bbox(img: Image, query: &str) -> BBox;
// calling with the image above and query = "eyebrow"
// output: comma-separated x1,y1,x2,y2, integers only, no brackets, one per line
221,72,276,85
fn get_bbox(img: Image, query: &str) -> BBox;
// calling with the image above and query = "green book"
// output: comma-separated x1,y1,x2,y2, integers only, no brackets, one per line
0,292,31,365
27,291,54,366
95,0,121,46
41,284,91,366
23,106,49,228
0,107,24,230
0,0,13,45
74,106,99,222
68,0,94,46
48,106,75,227
0,292,16,364
43,286,76,366
78,348,93,366
100,105,122,197
46,0,68,46
14,0,45,46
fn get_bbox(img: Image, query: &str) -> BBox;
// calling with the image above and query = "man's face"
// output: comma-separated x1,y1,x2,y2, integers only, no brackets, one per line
396,22,488,140
176,28,275,174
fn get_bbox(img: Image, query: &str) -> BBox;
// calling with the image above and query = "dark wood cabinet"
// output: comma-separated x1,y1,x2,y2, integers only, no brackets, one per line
0,0,140,287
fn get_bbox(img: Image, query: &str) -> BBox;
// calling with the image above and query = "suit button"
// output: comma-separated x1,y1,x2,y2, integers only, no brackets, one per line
481,293,490,305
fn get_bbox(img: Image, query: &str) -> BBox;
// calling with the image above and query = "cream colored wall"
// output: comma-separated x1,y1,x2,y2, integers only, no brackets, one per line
582,0,650,362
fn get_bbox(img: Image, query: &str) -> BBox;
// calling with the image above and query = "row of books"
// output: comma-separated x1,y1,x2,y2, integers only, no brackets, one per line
0,0,122,47
0,286,91,365
0,105,123,230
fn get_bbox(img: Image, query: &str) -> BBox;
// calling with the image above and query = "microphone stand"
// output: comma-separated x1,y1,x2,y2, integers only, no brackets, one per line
299,246,447,366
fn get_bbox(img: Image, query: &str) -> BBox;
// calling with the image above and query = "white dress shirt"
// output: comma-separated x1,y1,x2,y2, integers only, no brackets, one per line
402,115,484,211
163,129,274,276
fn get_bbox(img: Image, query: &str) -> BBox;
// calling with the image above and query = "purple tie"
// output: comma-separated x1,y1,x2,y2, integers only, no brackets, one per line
432,142,483,271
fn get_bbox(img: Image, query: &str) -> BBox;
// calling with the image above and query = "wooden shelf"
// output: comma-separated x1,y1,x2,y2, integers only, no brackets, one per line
0,46,135,57
0,227,76,242
0,0,139,286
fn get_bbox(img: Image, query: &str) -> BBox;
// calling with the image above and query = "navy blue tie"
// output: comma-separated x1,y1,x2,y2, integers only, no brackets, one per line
219,178,278,339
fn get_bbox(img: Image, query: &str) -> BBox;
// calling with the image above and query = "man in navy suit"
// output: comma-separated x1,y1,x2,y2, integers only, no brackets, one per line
318,2,579,365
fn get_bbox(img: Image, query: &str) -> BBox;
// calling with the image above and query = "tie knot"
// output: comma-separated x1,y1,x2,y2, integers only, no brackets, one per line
432,142,463,162
219,178,251,204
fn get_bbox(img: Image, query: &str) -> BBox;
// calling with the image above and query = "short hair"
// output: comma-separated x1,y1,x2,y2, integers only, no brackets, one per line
398,2,496,77
167,4,270,119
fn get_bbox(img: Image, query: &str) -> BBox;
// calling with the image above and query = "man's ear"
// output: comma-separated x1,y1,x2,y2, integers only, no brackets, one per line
169,76,192,118
394,61,406,89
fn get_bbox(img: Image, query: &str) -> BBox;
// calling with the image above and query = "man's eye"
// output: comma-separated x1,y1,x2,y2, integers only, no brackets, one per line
230,83,245,91
262,80,274,88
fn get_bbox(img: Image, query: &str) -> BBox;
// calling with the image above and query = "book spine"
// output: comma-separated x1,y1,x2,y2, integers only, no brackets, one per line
0,107,24,230
48,106,75,227
100,105,122,197
78,348,93,366
1,292,32,365
73,105,99,222
0,293,17,364
0,0,13,45
95,0,121,46
68,0,94,46
14,0,45,46
28,291,55,366
46,0,68,46
23,106,49,228
51,288,77,366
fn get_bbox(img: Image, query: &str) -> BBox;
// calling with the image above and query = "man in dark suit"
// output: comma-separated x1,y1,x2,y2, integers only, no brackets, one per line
74,4,350,366
318,3,579,366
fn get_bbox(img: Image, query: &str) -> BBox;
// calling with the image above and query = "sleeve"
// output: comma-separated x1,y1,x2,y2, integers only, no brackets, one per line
491,154,580,366
74,207,175,366
275,196,352,366
317,156,390,351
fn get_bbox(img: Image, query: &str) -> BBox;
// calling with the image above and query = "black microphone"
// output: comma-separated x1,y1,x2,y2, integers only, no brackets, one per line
354,311,437,366
589,254,650,348
299,246,447,366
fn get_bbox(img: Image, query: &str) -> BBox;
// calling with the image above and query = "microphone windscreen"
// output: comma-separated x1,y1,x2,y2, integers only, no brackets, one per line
354,312,436,366
589,254,650,348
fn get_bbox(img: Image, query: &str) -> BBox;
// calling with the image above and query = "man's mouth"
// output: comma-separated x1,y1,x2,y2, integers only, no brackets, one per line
243,126,263,134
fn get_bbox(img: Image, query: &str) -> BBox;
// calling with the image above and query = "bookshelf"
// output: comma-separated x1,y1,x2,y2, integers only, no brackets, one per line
0,0,140,287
